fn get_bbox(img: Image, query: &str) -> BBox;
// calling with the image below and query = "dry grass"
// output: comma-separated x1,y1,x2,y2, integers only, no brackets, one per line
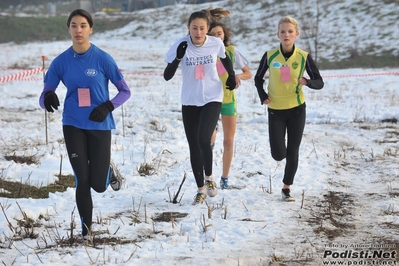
0,174,75,199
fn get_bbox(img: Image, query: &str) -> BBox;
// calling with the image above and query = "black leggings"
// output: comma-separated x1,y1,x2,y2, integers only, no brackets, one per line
63,125,112,236
268,104,306,186
182,102,221,188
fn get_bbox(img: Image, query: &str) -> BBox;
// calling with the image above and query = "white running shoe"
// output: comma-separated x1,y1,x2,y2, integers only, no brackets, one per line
205,176,218,197
109,160,123,191
192,190,207,205
281,189,295,202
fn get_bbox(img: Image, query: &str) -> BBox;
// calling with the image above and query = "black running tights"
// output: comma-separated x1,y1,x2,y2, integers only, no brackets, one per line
182,102,221,188
268,104,306,186
63,125,111,236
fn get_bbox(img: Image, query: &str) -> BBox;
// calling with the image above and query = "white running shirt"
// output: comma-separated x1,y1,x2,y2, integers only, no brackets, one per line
164,35,226,106
233,47,249,70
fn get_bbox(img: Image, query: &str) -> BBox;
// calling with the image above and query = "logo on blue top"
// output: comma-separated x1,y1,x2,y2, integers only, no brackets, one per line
85,69,97,77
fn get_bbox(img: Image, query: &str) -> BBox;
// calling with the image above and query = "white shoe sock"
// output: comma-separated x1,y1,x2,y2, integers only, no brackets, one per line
205,175,214,181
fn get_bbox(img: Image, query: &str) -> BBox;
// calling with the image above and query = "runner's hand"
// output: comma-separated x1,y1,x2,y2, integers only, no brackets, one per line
176,41,188,60
89,101,114,122
44,91,60,112
226,74,236,90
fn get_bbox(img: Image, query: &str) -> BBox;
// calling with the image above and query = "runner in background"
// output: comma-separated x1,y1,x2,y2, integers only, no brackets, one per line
208,18,252,190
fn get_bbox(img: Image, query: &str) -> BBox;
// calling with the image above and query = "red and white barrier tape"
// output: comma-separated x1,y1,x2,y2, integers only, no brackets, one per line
0,67,43,83
124,72,399,78
124,72,164,77
321,72,399,78
1,68,398,83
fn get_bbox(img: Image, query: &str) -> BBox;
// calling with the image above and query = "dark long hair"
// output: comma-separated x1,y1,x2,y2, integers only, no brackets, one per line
67,9,93,28
209,20,232,47
187,8,230,27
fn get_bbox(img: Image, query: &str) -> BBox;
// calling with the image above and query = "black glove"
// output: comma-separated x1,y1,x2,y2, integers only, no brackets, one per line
44,91,60,112
89,101,114,122
226,75,236,91
176,41,188,60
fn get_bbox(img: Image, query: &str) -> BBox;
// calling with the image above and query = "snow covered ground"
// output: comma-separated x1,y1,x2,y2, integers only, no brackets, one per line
0,1,398,265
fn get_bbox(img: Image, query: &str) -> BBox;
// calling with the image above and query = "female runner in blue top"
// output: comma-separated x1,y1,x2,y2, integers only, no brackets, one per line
39,9,131,242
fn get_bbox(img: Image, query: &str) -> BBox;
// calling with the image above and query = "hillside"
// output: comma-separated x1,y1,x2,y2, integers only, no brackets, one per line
1,0,399,68
1,1,399,265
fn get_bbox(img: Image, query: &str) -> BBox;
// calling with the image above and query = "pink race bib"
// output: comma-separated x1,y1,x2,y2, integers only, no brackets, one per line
216,60,227,75
195,65,205,80
78,88,91,107
280,66,291,82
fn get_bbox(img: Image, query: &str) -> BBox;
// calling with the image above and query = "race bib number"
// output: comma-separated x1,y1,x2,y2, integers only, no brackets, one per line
78,88,91,107
280,65,291,82
195,65,205,80
216,60,226,75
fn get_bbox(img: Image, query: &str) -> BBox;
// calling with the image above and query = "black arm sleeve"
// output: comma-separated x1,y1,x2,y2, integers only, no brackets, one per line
254,52,269,104
305,54,324,90
163,59,180,81
219,53,235,76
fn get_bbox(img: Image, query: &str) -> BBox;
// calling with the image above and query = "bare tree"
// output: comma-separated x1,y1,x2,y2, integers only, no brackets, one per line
297,0,322,63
